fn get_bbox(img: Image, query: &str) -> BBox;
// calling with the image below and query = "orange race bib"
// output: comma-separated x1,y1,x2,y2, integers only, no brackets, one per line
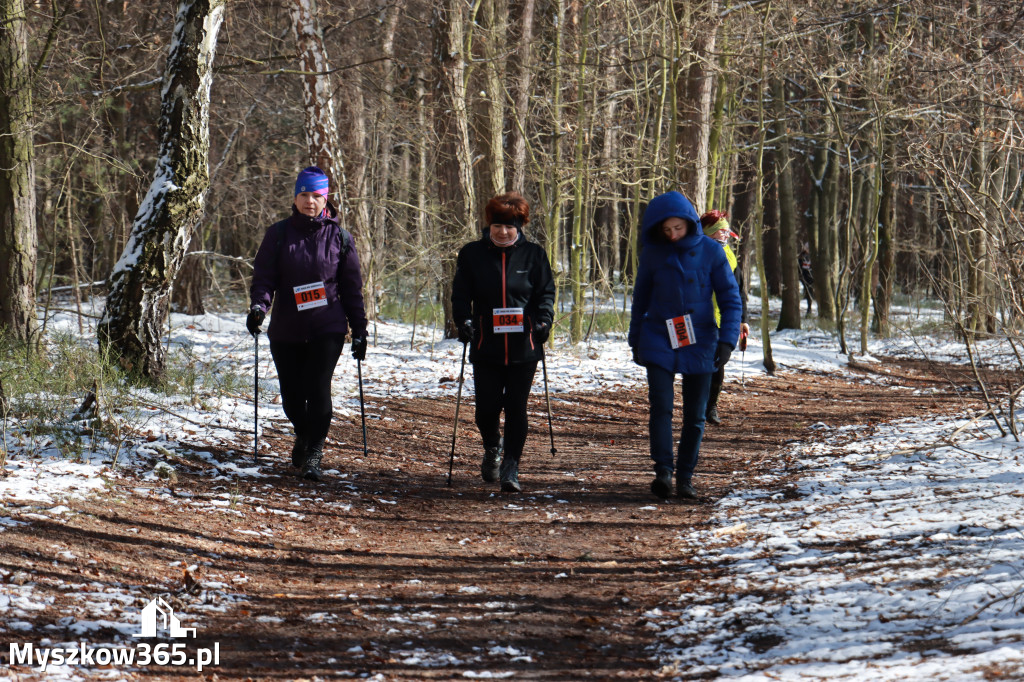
666,314,697,349
492,307,525,334
294,281,328,311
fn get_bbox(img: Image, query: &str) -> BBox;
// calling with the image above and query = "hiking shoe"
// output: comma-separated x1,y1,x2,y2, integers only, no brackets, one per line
291,436,308,468
651,468,672,499
677,480,698,500
481,443,503,483
499,457,520,493
302,441,324,482
705,407,722,425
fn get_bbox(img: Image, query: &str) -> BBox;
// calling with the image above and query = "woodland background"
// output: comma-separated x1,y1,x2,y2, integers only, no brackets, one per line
2,0,1023,381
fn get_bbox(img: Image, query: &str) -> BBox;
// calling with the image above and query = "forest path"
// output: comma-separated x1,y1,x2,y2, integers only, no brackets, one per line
1,358,986,680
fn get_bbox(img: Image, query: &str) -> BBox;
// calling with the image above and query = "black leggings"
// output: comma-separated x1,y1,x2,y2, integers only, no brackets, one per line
270,334,345,443
472,361,538,463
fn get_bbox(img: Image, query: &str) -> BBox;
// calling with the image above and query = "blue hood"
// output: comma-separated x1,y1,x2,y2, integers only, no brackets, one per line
641,191,701,245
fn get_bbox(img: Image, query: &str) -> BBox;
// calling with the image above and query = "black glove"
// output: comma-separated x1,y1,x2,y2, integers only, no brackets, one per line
457,319,474,344
533,321,551,345
631,346,644,366
714,342,733,369
351,335,367,361
246,306,265,336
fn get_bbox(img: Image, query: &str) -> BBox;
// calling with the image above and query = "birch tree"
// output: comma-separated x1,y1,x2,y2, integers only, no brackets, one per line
0,0,38,346
433,0,476,337
98,0,225,380
291,0,346,200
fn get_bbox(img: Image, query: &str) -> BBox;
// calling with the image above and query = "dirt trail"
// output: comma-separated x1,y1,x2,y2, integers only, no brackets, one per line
0,359,991,680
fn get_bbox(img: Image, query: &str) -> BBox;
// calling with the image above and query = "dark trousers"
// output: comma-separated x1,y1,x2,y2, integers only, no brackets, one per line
472,361,538,463
270,334,345,444
646,365,712,483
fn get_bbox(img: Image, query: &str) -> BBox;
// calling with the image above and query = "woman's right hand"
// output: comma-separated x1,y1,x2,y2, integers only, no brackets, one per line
246,306,265,336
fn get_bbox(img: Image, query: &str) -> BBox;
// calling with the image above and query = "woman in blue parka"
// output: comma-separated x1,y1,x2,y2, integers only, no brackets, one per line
628,191,742,500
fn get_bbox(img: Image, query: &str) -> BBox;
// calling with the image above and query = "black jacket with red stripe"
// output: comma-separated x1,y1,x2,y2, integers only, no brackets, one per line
451,229,556,365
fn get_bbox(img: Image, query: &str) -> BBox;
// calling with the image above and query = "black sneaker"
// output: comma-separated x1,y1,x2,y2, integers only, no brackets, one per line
481,444,503,483
677,480,698,500
291,436,308,468
651,468,672,499
499,457,520,493
705,407,722,425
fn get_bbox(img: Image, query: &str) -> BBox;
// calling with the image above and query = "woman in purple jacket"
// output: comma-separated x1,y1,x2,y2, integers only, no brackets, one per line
246,166,368,481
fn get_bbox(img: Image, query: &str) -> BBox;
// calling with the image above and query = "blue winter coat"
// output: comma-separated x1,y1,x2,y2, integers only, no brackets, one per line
250,202,368,343
628,192,742,375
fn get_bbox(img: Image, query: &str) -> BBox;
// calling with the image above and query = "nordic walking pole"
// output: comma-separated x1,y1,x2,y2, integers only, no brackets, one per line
447,341,468,486
357,358,368,457
253,331,260,465
540,348,557,457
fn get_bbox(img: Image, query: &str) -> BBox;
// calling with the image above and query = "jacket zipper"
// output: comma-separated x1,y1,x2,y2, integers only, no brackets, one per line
502,251,509,365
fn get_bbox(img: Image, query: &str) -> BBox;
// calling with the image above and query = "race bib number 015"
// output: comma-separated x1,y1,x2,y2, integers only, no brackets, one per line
294,281,328,311
492,307,525,334
666,314,697,349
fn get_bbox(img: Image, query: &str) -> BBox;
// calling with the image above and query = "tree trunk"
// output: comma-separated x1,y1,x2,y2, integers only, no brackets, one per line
568,4,589,343
762,154,781,297
675,0,718,212
753,6,774,375
872,138,895,337
171,231,206,315
98,0,225,380
597,34,620,284
0,0,39,346
291,0,346,203
433,0,476,337
508,0,536,193
816,138,839,324
545,0,566,314
772,78,801,330
481,0,507,197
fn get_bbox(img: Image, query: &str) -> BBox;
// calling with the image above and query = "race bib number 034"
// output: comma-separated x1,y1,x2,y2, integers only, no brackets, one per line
492,307,525,334
294,281,328,311
666,314,697,349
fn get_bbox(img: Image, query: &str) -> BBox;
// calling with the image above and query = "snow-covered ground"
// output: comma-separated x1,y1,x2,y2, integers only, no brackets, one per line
652,413,1024,680
2,300,1022,680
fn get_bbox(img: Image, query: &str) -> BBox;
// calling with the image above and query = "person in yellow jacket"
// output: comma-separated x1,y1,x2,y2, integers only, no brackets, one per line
699,210,749,425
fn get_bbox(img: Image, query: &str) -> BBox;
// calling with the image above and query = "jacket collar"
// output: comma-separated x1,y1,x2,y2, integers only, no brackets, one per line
290,201,339,231
481,226,525,250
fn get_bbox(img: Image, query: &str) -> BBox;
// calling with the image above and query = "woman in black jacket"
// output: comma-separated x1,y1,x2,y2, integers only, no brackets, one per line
452,192,556,493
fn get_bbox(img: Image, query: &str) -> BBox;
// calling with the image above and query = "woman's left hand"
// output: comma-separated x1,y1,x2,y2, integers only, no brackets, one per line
351,336,367,361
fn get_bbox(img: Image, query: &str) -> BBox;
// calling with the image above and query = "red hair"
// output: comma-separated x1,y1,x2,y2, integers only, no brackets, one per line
700,209,729,229
484,192,531,226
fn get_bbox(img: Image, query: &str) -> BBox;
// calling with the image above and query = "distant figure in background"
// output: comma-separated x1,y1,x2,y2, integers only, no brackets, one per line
798,244,814,316
628,191,742,501
247,166,368,482
699,210,749,426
